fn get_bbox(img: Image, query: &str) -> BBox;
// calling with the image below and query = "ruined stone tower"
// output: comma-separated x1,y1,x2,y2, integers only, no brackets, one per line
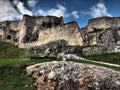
79,17,120,45
0,21,19,43
0,14,83,48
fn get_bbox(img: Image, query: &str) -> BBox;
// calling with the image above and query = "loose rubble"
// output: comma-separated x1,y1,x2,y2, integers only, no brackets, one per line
57,53,85,61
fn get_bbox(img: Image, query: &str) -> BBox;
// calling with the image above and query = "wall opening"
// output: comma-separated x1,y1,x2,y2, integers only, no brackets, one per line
7,35,11,40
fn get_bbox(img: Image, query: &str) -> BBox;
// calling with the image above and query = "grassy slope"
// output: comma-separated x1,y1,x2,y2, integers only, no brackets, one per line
84,52,120,65
0,42,25,59
0,66,36,90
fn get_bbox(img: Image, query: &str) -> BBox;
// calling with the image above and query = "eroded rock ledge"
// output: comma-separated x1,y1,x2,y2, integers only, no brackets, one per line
26,61,120,90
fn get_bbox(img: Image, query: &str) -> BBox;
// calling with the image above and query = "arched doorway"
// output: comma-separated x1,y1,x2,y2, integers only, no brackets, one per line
7,35,11,40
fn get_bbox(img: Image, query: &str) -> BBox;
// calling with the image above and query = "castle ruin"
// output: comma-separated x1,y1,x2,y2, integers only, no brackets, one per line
0,15,83,48
0,15,120,52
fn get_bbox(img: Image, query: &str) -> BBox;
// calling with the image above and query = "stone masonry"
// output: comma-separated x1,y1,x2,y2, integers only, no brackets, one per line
0,15,120,52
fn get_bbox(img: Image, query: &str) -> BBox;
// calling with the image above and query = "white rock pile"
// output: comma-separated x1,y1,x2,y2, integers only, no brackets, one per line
57,53,85,61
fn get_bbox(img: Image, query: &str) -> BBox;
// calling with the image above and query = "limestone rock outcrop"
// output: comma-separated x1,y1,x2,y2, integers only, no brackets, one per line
26,61,120,90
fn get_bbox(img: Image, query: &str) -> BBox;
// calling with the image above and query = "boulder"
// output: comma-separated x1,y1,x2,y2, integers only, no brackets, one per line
26,61,120,90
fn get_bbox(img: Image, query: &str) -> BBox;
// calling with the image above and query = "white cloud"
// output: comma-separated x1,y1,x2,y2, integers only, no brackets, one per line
34,3,69,17
82,2,112,18
0,0,20,21
12,0,19,5
0,1,76,22
0,0,34,22
0,1,69,22
90,2,112,18
17,1,33,15
71,11,79,19
27,0,38,8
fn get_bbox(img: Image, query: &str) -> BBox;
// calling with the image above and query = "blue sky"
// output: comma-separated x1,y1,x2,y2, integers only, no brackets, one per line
0,0,120,27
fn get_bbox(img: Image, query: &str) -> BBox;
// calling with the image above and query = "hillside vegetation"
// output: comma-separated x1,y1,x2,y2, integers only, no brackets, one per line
0,42,25,59
85,52,120,65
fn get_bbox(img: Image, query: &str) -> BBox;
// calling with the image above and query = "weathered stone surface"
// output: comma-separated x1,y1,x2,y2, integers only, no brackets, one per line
87,16,120,32
87,28,120,45
18,21,83,48
57,53,85,61
37,21,83,46
82,43,116,55
27,39,68,54
27,39,84,55
0,21,19,43
1,15,120,53
26,61,120,90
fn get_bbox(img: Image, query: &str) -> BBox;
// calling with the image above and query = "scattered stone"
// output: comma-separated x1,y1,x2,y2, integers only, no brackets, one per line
57,53,85,61
44,48,51,55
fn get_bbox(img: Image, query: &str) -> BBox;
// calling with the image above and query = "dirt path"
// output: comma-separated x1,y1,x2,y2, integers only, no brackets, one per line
85,59,120,67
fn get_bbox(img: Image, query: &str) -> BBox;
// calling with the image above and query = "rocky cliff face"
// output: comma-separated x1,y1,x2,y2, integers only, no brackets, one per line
26,61,120,90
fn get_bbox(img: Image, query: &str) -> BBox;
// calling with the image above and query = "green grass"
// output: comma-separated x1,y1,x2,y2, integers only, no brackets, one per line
84,52,120,65
0,42,57,90
0,42,25,59
68,59,120,71
0,58,57,90
0,59,56,67
0,66,36,90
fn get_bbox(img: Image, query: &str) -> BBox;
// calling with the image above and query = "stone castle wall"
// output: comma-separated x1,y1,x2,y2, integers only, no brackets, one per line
9,21,20,31
38,21,83,46
0,27,3,41
0,15,120,51
35,16,63,26
0,21,19,42
18,15,36,44
18,15,64,45
18,21,83,48
0,21,19,31
84,17,120,48
87,17,120,32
